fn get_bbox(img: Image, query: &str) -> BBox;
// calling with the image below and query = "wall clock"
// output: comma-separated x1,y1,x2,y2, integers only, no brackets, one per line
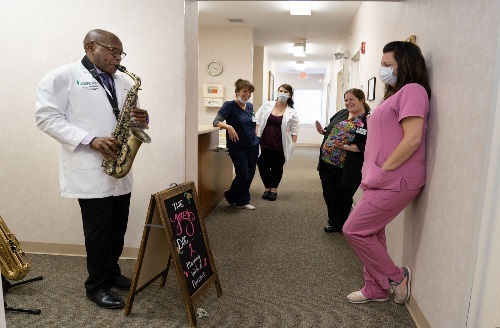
207,61,223,76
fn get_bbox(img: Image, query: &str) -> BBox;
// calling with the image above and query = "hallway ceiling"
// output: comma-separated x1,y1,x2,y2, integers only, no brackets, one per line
198,1,371,75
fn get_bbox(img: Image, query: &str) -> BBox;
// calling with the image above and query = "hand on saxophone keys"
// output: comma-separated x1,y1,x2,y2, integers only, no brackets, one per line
90,137,121,160
130,107,149,129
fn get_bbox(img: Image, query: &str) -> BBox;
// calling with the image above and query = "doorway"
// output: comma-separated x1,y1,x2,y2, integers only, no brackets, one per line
336,65,344,112
349,50,361,89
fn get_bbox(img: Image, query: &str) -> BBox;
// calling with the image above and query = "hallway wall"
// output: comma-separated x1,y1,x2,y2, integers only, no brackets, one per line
0,0,197,252
253,45,265,110
324,0,499,327
198,26,254,126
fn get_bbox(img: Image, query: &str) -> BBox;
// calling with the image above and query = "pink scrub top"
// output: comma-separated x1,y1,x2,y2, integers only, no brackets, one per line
360,83,429,191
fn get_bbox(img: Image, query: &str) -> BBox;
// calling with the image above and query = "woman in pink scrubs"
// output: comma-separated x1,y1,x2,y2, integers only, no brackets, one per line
343,41,431,305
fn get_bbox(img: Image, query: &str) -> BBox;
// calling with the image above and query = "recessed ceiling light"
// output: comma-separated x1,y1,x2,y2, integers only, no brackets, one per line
295,61,305,71
290,1,311,16
293,41,306,57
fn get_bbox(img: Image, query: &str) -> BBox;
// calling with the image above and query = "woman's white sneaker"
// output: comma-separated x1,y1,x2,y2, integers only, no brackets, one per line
347,290,389,304
235,204,255,210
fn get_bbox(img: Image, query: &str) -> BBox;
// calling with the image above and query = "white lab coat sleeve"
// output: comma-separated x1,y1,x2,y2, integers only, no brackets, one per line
35,68,89,153
281,107,300,164
289,108,300,135
255,103,265,128
256,102,275,136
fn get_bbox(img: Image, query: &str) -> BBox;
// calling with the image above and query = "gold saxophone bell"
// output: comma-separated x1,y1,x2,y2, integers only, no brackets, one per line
0,215,31,281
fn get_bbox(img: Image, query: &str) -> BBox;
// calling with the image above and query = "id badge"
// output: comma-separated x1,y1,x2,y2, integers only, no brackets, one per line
252,116,258,123
356,128,367,135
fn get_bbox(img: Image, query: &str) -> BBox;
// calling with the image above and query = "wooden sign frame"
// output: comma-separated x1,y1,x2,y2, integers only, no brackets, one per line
125,181,222,327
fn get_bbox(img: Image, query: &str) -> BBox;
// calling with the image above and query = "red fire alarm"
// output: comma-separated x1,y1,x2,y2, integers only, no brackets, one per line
361,42,366,54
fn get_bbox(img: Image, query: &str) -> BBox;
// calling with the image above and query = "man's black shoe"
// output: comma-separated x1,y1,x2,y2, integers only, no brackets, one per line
112,275,132,290
324,225,341,233
86,288,125,309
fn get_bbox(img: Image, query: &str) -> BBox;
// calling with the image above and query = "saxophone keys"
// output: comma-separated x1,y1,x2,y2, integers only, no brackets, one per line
116,146,128,164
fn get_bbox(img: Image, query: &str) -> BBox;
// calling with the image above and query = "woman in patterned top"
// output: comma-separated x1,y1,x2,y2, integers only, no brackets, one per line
315,88,370,233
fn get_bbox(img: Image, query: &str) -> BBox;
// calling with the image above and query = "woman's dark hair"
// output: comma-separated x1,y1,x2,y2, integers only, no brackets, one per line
277,84,294,108
344,88,370,116
382,41,431,99
234,79,255,93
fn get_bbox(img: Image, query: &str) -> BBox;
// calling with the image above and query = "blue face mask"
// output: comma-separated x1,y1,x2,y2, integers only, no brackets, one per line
276,93,289,102
237,96,247,104
379,66,398,86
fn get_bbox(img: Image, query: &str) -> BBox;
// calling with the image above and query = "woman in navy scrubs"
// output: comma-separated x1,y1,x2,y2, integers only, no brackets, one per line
213,79,259,210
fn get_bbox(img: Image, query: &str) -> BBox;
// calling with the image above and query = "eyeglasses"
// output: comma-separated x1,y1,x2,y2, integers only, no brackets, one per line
93,42,127,59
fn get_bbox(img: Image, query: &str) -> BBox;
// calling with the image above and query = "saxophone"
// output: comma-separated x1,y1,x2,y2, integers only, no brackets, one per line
0,215,31,281
102,65,151,178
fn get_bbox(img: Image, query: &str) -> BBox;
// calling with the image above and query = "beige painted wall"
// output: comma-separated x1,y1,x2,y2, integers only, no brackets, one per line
185,0,200,186
324,0,499,327
198,26,254,126
0,0,196,250
253,45,265,110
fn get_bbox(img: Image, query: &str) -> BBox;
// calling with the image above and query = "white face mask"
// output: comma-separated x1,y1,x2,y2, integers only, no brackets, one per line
379,66,398,86
237,96,247,104
276,93,289,102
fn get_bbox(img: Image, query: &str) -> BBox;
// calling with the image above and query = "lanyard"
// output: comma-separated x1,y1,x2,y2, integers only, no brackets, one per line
81,56,119,120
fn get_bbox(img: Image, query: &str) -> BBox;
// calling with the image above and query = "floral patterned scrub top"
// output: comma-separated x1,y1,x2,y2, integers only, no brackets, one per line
320,115,365,168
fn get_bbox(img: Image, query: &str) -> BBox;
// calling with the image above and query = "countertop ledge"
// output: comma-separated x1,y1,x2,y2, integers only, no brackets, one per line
198,125,220,135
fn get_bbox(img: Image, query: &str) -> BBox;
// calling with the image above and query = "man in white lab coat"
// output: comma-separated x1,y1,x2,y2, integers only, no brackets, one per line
35,29,149,309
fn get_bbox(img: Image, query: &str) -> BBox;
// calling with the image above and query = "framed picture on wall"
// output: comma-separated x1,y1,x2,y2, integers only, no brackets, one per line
268,71,274,101
404,35,417,44
367,77,376,101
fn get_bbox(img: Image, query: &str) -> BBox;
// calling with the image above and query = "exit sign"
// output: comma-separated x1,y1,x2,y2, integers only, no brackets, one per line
298,72,308,79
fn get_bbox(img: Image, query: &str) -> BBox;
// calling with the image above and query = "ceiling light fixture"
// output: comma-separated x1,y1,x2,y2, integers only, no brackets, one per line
295,61,305,71
290,1,311,16
293,40,306,57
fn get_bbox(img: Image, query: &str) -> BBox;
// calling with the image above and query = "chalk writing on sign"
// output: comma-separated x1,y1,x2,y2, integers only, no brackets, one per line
165,190,213,295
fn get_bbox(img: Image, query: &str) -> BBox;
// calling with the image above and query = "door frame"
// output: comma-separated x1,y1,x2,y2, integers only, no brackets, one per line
336,65,344,113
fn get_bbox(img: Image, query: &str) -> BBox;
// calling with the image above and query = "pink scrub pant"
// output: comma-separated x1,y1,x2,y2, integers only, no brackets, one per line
343,179,421,299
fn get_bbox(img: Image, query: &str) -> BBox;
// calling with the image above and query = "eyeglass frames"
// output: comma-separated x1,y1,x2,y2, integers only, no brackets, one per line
93,42,127,59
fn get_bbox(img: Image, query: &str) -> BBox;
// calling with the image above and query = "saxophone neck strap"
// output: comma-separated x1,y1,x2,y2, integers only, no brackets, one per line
81,55,119,120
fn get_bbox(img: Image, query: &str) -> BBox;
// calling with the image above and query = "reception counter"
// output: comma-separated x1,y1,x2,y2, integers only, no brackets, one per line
198,125,233,220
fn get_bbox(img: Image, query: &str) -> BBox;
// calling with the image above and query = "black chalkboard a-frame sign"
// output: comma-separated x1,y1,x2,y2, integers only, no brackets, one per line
124,182,222,327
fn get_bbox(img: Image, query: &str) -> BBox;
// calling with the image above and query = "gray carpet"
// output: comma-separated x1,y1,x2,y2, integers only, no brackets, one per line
5,146,416,328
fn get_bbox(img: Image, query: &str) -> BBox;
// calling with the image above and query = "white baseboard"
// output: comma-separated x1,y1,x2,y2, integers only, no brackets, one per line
22,242,139,260
407,296,431,328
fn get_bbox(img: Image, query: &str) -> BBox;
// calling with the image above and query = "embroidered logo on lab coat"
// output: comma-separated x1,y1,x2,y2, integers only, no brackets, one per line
76,80,99,91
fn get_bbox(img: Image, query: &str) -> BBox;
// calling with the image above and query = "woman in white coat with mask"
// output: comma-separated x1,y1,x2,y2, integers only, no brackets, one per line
255,84,299,201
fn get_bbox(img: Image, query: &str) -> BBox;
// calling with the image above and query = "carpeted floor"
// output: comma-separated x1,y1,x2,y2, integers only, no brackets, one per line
5,146,416,328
